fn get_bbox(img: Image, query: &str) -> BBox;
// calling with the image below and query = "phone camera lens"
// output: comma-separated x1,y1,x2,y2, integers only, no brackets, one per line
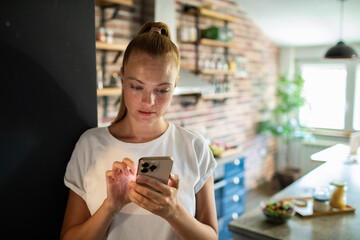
141,168,148,173
142,162,149,167
150,165,157,172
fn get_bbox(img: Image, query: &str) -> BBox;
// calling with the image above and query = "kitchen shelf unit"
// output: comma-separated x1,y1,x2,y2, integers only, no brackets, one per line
182,5,237,101
95,0,131,96
95,0,131,122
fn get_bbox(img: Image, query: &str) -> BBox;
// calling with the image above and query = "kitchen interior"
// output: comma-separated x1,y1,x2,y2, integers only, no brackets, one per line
95,0,360,238
1,0,360,239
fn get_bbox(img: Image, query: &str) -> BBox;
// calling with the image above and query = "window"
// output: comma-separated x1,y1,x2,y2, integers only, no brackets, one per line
298,62,359,132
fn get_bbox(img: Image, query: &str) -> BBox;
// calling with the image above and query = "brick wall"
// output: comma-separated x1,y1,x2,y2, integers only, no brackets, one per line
95,0,278,190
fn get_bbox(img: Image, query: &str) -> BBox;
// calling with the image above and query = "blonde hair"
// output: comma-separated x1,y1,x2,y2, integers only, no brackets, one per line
112,22,180,124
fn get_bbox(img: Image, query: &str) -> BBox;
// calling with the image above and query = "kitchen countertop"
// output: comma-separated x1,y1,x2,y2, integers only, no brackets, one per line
310,143,359,163
229,146,360,240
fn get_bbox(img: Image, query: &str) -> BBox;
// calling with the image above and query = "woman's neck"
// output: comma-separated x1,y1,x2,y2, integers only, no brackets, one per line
109,117,169,143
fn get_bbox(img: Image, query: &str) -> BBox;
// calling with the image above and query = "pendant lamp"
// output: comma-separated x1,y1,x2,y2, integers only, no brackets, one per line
325,0,358,59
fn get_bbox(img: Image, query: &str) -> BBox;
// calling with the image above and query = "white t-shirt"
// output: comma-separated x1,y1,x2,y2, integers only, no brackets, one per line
64,123,217,240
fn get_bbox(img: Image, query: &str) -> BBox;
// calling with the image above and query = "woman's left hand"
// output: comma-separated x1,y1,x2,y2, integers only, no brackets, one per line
129,174,180,220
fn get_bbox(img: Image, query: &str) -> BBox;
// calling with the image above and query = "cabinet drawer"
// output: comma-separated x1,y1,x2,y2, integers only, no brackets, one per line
224,157,245,177
221,192,245,217
223,173,244,197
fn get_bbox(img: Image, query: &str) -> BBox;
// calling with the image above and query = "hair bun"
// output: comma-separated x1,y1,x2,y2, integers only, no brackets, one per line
150,27,162,34
137,22,172,40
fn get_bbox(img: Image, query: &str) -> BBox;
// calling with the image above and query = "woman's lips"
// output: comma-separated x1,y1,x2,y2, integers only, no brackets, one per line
139,110,154,116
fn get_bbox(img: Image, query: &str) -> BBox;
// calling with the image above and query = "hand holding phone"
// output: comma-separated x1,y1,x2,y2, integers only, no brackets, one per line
136,156,173,190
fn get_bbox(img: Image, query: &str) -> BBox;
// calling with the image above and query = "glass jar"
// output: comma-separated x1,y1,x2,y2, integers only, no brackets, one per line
330,180,347,209
313,186,330,212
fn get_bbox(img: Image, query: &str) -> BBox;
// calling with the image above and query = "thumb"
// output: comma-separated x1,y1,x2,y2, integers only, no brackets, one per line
168,174,180,189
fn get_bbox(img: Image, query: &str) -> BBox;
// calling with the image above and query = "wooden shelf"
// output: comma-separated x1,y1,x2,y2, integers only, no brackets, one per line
199,38,235,48
95,0,132,7
200,69,236,75
97,87,122,96
96,41,127,51
202,92,238,100
198,8,237,22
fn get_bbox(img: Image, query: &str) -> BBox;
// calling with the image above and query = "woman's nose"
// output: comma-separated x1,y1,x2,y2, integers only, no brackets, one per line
142,91,155,105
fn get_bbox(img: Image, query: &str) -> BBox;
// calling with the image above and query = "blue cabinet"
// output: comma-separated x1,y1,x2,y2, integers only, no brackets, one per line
214,157,245,240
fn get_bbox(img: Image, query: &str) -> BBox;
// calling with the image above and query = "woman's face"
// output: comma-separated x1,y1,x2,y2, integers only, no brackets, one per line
121,53,178,125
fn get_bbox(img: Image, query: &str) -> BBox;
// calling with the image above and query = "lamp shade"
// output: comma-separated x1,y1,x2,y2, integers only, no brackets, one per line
325,41,358,59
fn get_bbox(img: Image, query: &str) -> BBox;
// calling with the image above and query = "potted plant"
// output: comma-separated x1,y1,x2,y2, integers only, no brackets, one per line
258,72,312,188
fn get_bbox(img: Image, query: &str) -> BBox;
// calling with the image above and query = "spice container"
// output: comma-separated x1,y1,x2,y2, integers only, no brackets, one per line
330,180,347,209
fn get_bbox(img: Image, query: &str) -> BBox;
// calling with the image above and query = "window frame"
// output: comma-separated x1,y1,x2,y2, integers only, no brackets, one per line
296,59,359,134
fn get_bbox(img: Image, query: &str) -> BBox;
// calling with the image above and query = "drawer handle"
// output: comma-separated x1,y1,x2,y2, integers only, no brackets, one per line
232,195,239,202
232,177,240,185
232,212,239,220
233,159,240,166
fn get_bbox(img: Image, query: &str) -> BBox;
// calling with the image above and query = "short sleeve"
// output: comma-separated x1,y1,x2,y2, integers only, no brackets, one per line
64,134,88,201
194,137,217,193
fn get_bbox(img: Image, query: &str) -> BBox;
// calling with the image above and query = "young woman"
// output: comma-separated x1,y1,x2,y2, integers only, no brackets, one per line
61,22,218,240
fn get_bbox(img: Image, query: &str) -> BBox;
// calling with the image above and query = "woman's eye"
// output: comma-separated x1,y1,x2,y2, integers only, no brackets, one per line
156,89,169,94
131,85,143,90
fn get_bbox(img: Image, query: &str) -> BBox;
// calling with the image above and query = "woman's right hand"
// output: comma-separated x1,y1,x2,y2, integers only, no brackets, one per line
105,158,137,214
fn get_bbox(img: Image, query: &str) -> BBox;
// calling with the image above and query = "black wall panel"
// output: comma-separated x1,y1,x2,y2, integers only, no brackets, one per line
0,0,97,238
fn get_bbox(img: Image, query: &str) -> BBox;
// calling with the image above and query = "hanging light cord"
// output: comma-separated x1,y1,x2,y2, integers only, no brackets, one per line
339,0,345,40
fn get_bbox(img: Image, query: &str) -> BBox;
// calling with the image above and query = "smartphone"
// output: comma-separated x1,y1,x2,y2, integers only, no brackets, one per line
136,156,173,190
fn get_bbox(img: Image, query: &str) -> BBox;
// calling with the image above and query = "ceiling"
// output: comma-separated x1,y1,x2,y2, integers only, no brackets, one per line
234,0,360,47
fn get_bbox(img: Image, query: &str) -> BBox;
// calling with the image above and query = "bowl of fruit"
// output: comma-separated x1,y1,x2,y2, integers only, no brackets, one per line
261,200,295,224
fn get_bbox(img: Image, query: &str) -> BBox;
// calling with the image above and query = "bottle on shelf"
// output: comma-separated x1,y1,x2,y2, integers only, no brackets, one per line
97,67,103,89
204,56,216,70
96,27,106,42
106,29,114,44
228,57,237,72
